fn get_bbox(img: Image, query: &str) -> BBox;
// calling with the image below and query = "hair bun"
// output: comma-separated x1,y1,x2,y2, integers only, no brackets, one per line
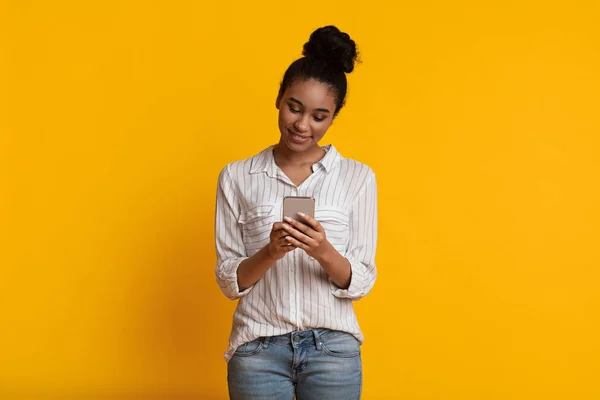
302,25,359,74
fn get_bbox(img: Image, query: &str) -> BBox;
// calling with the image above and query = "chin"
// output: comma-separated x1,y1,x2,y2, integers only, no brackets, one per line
287,137,313,151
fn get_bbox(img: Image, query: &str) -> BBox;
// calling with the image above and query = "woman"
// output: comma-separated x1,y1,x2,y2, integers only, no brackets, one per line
215,25,378,400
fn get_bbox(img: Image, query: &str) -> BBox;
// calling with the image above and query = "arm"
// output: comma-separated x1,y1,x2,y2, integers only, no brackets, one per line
236,235,290,291
237,222,296,290
334,172,378,300
214,165,250,300
282,215,352,288
282,171,378,299
215,166,295,299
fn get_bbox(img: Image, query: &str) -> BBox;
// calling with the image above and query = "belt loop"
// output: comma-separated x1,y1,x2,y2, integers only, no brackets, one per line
262,336,270,349
312,329,323,350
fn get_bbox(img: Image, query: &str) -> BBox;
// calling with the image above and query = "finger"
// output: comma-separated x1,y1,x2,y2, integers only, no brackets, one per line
283,216,314,236
272,222,286,231
277,236,296,247
296,212,324,233
271,231,288,244
285,235,309,251
282,223,315,246
274,229,289,239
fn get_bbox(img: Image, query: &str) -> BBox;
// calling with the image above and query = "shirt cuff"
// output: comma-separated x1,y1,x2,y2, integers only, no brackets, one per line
329,258,369,300
216,257,252,299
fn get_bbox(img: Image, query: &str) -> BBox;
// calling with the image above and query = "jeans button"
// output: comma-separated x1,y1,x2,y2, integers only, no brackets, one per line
293,335,301,342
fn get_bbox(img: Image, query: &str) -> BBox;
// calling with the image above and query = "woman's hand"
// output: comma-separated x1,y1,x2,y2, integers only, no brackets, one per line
282,213,336,263
266,222,297,260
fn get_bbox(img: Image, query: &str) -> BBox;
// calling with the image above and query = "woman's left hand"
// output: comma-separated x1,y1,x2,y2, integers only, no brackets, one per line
282,213,335,262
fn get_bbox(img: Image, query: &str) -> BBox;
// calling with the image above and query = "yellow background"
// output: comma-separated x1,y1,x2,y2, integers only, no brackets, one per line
1,1,599,399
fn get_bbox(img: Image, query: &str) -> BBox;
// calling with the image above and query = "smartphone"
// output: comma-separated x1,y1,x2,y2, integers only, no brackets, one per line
282,196,315,223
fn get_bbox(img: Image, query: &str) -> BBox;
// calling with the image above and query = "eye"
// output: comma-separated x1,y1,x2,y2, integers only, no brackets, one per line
288,105,300,114
313,116,325,122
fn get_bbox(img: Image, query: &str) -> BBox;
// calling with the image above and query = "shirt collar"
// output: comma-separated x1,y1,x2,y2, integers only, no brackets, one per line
250,144,342,176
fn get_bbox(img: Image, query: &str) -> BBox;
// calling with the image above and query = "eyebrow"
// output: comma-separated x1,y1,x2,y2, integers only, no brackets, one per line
289,97,331,114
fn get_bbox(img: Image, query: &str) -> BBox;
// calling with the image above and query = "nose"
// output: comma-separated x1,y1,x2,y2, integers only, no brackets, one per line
294,116,309,132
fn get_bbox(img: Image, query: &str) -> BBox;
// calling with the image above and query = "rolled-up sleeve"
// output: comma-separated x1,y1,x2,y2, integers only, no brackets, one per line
215,165,251,300
332,171,378,300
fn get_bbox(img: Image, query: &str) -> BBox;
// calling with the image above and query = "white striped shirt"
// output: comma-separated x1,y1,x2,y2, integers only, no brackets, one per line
215,144,378,361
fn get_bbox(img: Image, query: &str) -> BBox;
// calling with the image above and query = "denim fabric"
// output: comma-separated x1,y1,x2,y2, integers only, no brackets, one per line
227,328,362,400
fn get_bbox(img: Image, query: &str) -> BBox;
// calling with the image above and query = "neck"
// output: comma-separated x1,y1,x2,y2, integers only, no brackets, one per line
273,143,326,167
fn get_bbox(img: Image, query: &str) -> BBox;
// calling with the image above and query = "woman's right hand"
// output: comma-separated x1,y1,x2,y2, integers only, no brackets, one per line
236,222,297,292
266,222,296,260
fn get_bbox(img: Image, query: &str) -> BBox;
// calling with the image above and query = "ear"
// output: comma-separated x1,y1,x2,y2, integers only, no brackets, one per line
275,94,282,109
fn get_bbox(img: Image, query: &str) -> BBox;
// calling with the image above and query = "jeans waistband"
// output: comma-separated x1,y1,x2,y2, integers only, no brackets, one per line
263,328,345,350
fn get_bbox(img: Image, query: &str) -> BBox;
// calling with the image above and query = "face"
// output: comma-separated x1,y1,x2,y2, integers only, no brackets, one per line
276,79,337,153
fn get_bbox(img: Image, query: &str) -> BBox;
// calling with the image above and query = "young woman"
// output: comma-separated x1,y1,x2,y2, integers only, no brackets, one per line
215,25,378,400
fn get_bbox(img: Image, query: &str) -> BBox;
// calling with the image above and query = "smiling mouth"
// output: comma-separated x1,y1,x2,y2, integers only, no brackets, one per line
289,130,310,140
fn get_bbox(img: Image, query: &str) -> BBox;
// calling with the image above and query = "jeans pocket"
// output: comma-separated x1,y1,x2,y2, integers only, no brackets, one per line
320,331,361,358
233,338,265,357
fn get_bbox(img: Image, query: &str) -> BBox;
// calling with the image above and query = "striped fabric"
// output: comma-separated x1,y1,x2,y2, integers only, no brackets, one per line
215,144,378,361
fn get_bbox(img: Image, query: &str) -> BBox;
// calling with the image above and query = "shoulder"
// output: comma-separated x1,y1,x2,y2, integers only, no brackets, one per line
326,152,376,205
340,157,375,175
326,144,375,180
218,146,272,182
337,156,376,185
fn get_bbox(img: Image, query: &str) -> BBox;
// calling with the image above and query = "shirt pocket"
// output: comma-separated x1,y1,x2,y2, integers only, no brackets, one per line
238,204,275,255
315,206,350,254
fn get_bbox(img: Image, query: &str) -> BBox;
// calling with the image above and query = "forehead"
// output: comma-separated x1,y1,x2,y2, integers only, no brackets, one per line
284,79,336,109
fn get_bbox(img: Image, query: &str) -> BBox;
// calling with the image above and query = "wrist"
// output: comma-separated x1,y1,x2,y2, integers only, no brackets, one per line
315,243,339,267
262,245,280,263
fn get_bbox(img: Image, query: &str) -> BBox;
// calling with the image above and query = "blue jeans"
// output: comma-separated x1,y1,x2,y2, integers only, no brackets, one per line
227,328,362,399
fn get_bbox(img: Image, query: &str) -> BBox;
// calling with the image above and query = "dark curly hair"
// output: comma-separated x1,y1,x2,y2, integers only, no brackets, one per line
276,25,360,117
